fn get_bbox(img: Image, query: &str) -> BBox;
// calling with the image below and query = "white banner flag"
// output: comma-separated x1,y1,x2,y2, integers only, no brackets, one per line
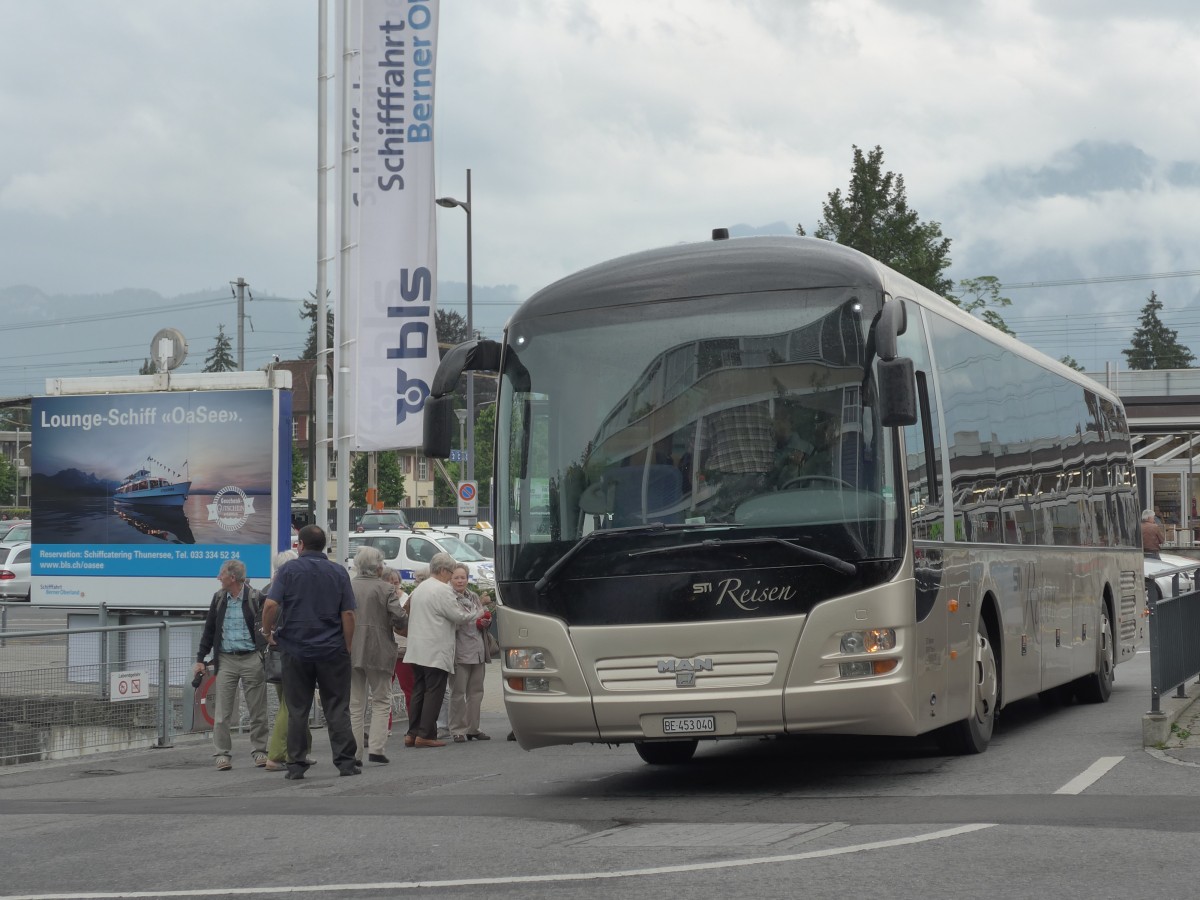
343,0,441,451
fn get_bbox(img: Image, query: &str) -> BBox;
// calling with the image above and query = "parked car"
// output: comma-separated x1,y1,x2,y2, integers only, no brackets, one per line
434,525,494,558
0,521,30,544
355,510,409,532
1144,551,1199,602
0,541,32,601
346,529,494,589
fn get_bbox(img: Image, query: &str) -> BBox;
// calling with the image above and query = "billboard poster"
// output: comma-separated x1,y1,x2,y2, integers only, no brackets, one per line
30,390,278,595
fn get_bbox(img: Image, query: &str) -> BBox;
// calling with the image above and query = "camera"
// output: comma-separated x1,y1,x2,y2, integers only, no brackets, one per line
191,670,206,689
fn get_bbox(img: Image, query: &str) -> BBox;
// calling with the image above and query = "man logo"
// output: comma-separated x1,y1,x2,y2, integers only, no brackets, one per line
657,657,712,687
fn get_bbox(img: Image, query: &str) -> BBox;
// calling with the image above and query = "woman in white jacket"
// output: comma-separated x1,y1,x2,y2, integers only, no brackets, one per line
402,553,486,748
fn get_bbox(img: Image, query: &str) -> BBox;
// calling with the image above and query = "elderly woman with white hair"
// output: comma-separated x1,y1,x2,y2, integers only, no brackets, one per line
349,545,409,764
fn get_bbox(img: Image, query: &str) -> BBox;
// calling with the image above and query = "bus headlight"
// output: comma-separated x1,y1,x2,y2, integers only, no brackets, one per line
840,628,896,654
505,648,553,692
837,628,897,679
506,648,546,670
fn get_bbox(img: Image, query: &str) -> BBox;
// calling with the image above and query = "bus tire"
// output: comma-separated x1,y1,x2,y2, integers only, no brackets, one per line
1074,610,1114,704
935,621,998,755
634,740,698,765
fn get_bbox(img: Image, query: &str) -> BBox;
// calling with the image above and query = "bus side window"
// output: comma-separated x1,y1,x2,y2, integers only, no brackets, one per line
896,306,943,541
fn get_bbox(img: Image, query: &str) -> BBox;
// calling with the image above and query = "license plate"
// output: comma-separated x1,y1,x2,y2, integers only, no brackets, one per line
662,715,716,734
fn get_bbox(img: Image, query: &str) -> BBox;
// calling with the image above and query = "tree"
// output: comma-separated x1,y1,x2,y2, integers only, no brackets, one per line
1122,292,1196,370
1059,355,1085,372
203,324,237,372
434,460,459,507
138,358,156,375
300,290,335,360
435,308,471,358
291,445,307,498
949,276,1015,337
350,451,406,507
799,145,953,296
473,403,497,510
0,456,15,506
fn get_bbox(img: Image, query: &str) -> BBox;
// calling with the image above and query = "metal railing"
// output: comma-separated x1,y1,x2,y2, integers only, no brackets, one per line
0,617,202,764
1147,562,1200,714
1,604,360,767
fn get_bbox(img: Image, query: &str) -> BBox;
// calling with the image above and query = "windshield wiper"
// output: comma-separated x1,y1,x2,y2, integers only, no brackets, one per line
630,536,857,576
533,522,742,594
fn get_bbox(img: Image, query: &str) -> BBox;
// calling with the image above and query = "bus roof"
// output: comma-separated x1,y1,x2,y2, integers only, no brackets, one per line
510,235,887,325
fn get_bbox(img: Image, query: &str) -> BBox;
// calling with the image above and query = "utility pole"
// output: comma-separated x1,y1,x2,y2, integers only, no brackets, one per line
232,276,250,370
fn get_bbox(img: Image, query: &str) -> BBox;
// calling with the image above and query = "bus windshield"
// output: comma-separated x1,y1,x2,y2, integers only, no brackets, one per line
496,286,904,600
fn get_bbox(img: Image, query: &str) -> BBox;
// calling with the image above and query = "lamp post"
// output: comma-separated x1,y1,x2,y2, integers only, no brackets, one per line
453,407,467,460
436,170,475,507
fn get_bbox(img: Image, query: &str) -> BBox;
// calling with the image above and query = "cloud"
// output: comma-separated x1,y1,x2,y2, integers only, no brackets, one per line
2,0,1199,382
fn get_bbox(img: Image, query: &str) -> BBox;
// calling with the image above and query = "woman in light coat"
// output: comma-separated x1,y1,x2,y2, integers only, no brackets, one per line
403,552,482,747
349,545,409,764
448,563,491,742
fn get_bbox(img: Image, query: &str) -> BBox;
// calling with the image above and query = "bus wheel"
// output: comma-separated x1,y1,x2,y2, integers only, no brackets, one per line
635,740,698,765
1074,611,1114,704
935,622,998,755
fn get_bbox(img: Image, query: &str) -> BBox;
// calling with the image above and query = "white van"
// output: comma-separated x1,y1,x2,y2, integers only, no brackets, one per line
346,529,495,590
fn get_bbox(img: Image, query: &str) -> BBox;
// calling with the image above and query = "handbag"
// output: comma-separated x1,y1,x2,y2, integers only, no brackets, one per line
485,631,500,658
263,647,283,684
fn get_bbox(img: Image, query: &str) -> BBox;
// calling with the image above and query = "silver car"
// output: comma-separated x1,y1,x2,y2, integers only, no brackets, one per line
1144,551,1199,602
0,541,32,601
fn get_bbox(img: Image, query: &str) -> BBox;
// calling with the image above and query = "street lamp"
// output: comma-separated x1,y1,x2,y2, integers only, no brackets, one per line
436,169,475,506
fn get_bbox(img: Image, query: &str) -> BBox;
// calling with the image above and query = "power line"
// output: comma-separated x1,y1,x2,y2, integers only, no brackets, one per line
0,295,237,333
999,269,1200,290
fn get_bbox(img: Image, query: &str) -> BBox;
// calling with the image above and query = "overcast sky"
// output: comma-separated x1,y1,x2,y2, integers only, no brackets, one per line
3,0,1199,396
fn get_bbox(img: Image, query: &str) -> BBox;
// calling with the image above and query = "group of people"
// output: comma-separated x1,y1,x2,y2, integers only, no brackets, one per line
193,524,495,779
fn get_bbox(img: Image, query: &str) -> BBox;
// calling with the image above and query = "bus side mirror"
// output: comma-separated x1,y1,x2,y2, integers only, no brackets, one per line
431,339,502,395
423,395,456,458
877,298,907,361
878,357,917,427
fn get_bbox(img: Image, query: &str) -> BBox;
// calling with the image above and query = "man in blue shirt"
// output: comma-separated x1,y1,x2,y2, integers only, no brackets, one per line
193,559,270,770
261,525,358,779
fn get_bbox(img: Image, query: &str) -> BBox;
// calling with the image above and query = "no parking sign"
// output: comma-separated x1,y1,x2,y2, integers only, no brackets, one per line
457,481,478,517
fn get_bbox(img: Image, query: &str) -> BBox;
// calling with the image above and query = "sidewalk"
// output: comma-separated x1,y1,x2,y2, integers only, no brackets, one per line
1155,682,1200,764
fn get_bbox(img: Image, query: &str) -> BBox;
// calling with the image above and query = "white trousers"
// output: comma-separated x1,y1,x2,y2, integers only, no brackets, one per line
350,665,393,758
448,662,486,737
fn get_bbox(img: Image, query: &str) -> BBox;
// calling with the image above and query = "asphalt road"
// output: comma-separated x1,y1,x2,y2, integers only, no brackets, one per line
0,640,1198,900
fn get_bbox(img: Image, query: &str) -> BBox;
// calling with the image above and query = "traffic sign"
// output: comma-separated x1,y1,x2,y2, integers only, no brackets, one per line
457,480,478,516
109,669,149,703
449,449,468,462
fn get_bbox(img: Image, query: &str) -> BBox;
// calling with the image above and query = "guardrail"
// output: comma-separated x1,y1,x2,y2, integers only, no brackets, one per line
1146,562,1200,715
0,618,202,764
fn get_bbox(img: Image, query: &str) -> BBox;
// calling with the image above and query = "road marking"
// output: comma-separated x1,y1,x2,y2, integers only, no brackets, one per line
0,823,994,899
1054,756,1123,794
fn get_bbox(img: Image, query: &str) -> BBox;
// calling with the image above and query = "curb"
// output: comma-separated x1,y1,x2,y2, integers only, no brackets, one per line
1142,681,1200,748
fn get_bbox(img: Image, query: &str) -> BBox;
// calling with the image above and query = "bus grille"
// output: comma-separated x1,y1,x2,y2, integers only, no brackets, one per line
1119,569,1139,645
595,652,779,692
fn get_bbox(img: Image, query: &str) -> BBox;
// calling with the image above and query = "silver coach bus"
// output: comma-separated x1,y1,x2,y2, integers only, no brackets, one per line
424,234,1144,763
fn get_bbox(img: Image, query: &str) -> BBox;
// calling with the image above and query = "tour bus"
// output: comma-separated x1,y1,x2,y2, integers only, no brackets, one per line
424,233,1145,763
